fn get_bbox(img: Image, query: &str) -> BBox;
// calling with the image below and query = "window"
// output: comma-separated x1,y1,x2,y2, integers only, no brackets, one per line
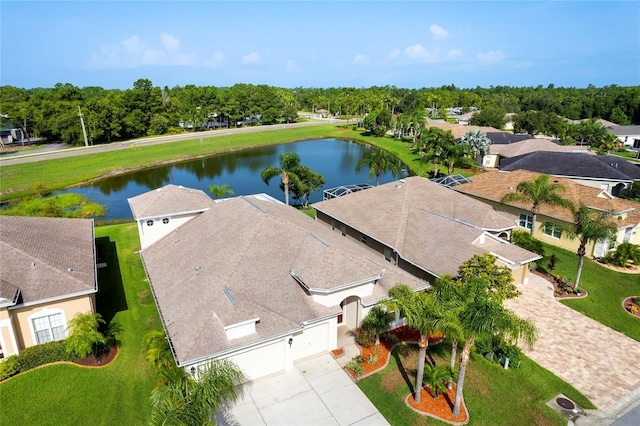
146,219,154,227
543,223,562,239
519,214,533,230
608,239,617,251
162,217,170,225
32,313,66,344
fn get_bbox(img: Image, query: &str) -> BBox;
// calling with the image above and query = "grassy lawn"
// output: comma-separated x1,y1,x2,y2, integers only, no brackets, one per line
537,242,640,341
0,223,159,425
358,344,594,426
0,125,468,200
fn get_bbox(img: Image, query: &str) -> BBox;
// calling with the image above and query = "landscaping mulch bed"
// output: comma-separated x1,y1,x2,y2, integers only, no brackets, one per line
407,385,468,424
74,346,119,367
622,296,640,318
531,270,588,299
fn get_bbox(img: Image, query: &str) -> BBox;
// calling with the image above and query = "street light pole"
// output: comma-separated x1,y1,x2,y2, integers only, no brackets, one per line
78,105,89,147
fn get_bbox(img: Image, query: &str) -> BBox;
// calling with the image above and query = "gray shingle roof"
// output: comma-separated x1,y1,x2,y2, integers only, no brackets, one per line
128,184,215,219
486,132,533,145
608,125,640,136
490,139,594,158
0,216,97,305
139,196,425,365
500,152,640,180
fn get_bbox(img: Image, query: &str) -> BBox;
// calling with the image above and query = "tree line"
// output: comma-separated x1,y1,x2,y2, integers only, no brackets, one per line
1,80,638,146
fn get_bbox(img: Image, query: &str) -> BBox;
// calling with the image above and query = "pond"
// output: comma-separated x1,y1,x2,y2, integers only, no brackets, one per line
59,138,409,221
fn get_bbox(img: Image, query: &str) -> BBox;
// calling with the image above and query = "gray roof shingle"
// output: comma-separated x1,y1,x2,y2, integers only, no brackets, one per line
128,184,215,219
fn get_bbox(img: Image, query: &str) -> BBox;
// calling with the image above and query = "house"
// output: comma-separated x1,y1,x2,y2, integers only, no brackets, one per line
0,216,98,358
0,127,24,145
499,151,640,196
313,177,540,286
129,187,426,381
607,125,640,151
453,170,640,257
482,138,593,169
426,123,499,139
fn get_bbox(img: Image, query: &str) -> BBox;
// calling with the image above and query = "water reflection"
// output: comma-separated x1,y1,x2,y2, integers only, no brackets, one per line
58,139,407,220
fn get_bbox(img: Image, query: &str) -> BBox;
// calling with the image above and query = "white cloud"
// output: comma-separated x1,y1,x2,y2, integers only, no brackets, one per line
430,24,449,39
285,59,297,72
387,48,400,60
405,44,439,63
242,51,261,64
477,50,506,63
447,49,463,59
353,54,370,64
89,33,196,68
203,51,225,68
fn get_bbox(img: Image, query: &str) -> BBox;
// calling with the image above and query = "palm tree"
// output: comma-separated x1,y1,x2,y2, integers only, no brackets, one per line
261,152,303,205
65,312,107,359
362,305,393,345
564,204,618,290
461,129,491,167
423,364,452,400
409,108,427,146
443,142,470,176
355,148,401,186
208,184,234,199
145,329,177,374
421,127,455,178
452,294,537,417
150,359,243,425
383,285,443,403
501,174,573,235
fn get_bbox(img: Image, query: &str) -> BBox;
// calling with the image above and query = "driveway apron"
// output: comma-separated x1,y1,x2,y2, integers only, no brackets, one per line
504,274,640,410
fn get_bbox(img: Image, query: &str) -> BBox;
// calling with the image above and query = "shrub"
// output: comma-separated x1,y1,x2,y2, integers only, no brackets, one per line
66,312,107,359
18,340,77,371
511,230,545,258
0,355,21,380
602,243,640,267
366,354,378,365
353,327,375,348
381,331,399,345
346,359,364,377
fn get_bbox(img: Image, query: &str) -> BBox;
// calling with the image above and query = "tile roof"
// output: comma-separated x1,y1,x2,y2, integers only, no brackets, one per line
139,196,425,365
0,216,97,305
454,170,640,228
427,123,499,139
500,152,640,180
128,184,215,219
490,139,594,158
313,177,536,277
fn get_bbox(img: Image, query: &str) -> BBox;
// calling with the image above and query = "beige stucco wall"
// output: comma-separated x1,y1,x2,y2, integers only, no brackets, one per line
10,294,95,352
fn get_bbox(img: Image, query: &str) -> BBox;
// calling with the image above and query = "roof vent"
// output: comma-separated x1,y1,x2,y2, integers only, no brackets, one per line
30,262,36,266
67,267,73,272
156,188,162,192
310,233,331,247
194,265,202,276
223,287,237,305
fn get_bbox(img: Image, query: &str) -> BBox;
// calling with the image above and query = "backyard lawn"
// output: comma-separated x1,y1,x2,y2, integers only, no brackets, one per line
358,344,594,426
537,242,640,341
0,223,160,425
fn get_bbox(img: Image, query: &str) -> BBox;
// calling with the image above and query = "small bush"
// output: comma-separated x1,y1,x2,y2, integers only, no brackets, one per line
511,230,545,258
346,359,364,377
353,327,375,348
18,340,77,371
0,355,21,380
381,331,399,345
366,354,378,365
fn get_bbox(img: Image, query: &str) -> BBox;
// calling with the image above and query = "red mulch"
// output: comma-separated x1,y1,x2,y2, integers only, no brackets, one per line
74,346,118,367
331,348,345,358
407,385,468,424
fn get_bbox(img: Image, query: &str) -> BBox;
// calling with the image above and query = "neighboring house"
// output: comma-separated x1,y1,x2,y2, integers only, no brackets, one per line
0,216,98,358
129,187,426,381
454,111,475,125
313,177,540,287
0,127,24,145
454,170,640,257
483,138,593,169
499,151,640,196
426,123,499,139
607,125,640,151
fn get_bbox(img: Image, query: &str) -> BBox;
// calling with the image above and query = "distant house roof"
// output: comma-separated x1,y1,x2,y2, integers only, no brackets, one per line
563,118,619,128
128,184,215,219
427,124,499,139
486,132,533,145
500,152,640,181
0,216,97,307
139,196,426,365
490,139,594,158
608,125,640,136
454,170,640,228
314,177,537,277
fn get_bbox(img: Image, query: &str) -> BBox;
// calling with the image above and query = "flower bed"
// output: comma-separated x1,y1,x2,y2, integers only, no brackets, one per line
406,386,469,425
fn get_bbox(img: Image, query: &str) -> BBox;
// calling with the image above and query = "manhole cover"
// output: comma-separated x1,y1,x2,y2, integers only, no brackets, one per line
556,397,575,410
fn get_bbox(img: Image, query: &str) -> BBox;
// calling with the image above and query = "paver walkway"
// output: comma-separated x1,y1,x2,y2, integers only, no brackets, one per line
504,274,640,410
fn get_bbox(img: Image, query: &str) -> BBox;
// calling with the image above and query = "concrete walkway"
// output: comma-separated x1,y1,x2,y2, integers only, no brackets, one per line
215,353,389,426
504,274,640,411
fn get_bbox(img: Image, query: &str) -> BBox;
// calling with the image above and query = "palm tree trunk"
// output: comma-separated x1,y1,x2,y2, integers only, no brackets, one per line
414,333,429,403
283,172,290,205
376,172,381,186
530,213,537,236
574,254,585,290
453,337,472,417
448,338,458,389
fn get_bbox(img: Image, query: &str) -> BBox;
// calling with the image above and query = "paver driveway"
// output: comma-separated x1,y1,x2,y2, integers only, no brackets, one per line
504,274,640,410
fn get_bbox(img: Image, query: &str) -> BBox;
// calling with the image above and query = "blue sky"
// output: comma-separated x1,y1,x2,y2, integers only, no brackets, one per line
2,1,639,90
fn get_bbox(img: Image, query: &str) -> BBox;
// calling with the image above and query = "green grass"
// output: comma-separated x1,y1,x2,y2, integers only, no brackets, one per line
0,223,160,425
358,344,594,426
0,193,105,218
537,242,640,341
0,125,471,200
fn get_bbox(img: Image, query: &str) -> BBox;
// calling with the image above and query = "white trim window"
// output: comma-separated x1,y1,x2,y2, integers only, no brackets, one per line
30,310,67,344
543,222,562,239
519,214,533,231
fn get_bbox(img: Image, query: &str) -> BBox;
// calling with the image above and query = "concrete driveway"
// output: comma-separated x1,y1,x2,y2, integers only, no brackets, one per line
215,353,388,426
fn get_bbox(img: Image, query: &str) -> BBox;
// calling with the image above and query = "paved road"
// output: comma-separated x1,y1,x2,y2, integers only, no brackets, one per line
0,120,343,166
